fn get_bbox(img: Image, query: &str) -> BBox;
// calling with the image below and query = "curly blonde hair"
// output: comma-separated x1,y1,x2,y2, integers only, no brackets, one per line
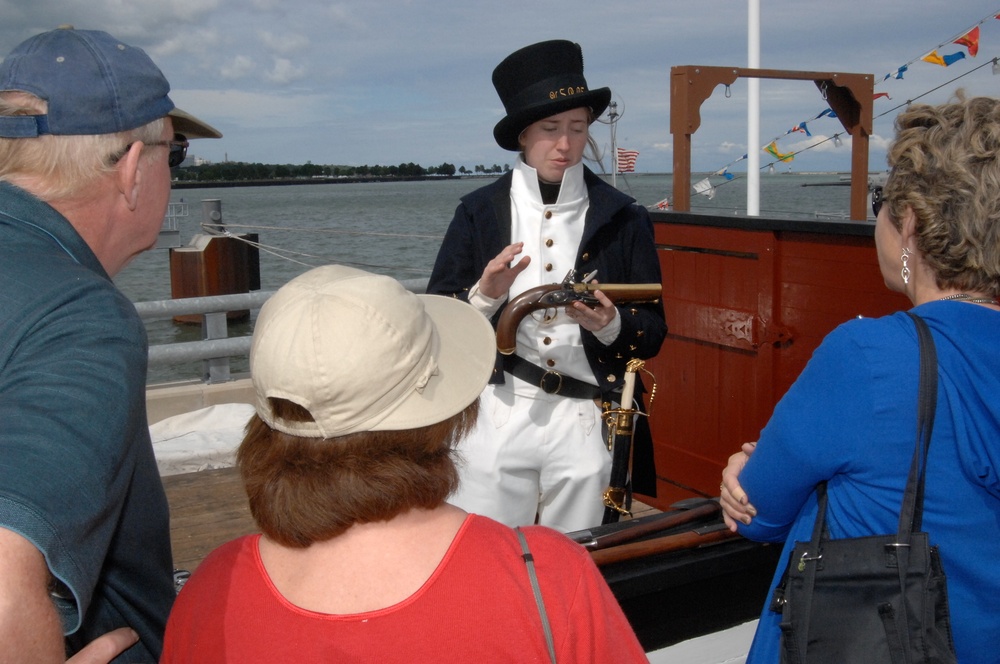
884,92,1000,297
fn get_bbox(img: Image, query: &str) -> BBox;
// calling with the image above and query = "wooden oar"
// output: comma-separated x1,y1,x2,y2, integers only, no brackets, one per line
590,523,739,566
581,499,721,551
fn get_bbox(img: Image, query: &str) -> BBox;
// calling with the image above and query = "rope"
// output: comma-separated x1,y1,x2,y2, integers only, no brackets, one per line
197,223,440,275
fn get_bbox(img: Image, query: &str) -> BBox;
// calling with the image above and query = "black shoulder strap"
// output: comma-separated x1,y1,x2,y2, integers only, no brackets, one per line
901,312,938,537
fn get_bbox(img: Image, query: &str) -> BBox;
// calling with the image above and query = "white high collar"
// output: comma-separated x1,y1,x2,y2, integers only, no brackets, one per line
511,158,587,206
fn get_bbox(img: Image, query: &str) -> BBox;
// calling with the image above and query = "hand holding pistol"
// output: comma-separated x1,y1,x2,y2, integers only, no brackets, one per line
496,271,661,355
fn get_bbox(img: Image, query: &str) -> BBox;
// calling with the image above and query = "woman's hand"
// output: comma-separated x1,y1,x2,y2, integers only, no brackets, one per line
720,442,759,532
564,283,617,332
478,243,531,300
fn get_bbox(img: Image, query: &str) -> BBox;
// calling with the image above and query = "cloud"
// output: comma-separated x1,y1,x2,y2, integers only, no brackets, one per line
148,28,220,58
264,57,307,84
258,30,310,55
219,55,255,80
169,88,330,129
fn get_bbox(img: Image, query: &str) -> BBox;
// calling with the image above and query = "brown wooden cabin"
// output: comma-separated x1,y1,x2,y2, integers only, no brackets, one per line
593,66,908,650
636,64,907,510
640,212,908,509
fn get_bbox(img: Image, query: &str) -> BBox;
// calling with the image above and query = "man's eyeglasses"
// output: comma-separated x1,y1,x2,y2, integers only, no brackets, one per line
871,185,885,218
110,134,189,168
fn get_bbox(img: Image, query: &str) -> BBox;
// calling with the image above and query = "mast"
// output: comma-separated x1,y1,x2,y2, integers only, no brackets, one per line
609,101,619,189
747,0,761,216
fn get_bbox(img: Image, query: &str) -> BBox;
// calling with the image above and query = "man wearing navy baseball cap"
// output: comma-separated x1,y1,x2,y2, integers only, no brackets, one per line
0,26,219,662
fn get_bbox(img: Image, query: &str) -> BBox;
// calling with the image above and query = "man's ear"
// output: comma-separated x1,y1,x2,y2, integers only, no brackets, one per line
115,142,144,211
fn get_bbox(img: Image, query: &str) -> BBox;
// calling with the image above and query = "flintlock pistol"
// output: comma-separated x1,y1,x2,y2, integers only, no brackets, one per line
496,271,662,355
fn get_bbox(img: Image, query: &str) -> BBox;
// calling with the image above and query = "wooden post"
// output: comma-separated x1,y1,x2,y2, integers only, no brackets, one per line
168,200,260,324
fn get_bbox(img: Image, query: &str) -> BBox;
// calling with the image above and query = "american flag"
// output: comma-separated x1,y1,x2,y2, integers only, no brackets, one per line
616,147,639,173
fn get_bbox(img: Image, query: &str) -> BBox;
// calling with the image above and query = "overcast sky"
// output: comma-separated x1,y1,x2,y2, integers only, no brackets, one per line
2,1,999,174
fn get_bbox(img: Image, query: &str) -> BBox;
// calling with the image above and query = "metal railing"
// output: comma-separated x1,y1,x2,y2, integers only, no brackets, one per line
136,277,429,384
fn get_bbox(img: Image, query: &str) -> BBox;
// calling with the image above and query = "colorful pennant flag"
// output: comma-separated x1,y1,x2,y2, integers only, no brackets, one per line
921,50,967,67
954,26,980,56
883,65,908,80
616,147,639,173
874,92,891,101
764,141,794,163
693,178,716,200
791,122,812,137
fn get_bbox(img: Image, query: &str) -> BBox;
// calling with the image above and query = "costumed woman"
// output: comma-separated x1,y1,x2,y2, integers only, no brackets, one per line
427,39,667,533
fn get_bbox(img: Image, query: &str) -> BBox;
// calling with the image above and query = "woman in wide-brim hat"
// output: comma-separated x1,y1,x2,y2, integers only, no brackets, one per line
427,39,667,533
161,265,649,663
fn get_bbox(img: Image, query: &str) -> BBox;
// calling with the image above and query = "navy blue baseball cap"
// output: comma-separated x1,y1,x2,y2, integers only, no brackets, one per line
0,25,220,139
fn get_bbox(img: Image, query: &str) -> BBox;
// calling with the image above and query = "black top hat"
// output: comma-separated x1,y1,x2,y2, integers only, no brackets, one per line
492,40,611,151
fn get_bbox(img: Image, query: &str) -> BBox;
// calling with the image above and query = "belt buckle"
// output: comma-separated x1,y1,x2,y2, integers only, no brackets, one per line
539,370,564,395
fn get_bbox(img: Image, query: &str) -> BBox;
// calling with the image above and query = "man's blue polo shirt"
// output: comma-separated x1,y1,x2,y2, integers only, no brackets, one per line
0,181,174,661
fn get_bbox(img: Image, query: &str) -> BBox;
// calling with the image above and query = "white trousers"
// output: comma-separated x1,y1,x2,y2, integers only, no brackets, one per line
448,375,612,533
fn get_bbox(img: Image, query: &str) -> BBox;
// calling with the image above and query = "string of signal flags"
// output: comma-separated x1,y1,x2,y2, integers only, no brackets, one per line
693,8,1000,200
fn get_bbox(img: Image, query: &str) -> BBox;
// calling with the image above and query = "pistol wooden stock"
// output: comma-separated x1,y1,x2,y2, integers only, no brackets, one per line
496,282,662,355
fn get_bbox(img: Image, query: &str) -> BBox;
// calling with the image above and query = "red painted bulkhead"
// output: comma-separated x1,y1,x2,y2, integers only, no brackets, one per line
639,211,909,509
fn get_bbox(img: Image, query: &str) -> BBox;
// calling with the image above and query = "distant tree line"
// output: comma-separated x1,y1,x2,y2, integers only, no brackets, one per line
171,160,514,183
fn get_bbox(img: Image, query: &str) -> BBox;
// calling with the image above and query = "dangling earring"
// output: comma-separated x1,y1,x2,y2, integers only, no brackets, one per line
900,247,911,285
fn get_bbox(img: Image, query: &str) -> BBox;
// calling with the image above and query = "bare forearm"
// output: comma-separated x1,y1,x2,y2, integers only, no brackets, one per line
0,528,66,663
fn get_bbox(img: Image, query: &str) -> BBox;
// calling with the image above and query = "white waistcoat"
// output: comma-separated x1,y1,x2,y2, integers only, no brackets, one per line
508,159,596,387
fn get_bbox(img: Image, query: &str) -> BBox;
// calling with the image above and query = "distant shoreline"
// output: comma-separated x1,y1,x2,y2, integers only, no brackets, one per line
170,174,466,189
170,170,864,190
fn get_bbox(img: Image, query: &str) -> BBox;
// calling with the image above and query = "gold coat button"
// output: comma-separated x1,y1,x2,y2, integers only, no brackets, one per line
581,252,590,261
606,374,617,383
546,359,556,367
544,263,553,271
545,238,554,247
544,210,553,219
543,337,552,345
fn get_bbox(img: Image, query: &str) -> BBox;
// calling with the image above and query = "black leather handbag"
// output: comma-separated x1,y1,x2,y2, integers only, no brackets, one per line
771,313,957,664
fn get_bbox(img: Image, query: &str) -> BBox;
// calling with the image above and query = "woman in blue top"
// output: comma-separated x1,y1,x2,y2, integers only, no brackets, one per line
721,93,1000,663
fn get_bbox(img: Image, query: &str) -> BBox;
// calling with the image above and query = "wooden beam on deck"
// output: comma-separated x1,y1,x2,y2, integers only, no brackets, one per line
162,466,257,573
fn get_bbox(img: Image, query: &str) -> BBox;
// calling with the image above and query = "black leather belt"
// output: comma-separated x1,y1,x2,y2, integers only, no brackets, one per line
502,354,602,400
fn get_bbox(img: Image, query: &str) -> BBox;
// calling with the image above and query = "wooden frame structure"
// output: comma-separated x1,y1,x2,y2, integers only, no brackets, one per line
669,66,874,220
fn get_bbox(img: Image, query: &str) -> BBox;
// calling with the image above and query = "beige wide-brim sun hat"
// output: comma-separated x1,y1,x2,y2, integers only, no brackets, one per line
250,265,495,439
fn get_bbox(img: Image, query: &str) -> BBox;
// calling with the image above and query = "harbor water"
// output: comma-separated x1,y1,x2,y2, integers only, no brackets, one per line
117,172,863,383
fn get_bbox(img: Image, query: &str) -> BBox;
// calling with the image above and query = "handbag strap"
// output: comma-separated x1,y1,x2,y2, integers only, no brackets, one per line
516,527,557,664
900,312,938,538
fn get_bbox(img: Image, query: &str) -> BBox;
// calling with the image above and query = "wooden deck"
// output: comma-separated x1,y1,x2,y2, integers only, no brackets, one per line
162,465,657,572
162,467,256,572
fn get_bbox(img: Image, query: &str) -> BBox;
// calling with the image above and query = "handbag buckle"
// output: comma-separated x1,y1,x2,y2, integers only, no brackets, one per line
797,550,823,572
